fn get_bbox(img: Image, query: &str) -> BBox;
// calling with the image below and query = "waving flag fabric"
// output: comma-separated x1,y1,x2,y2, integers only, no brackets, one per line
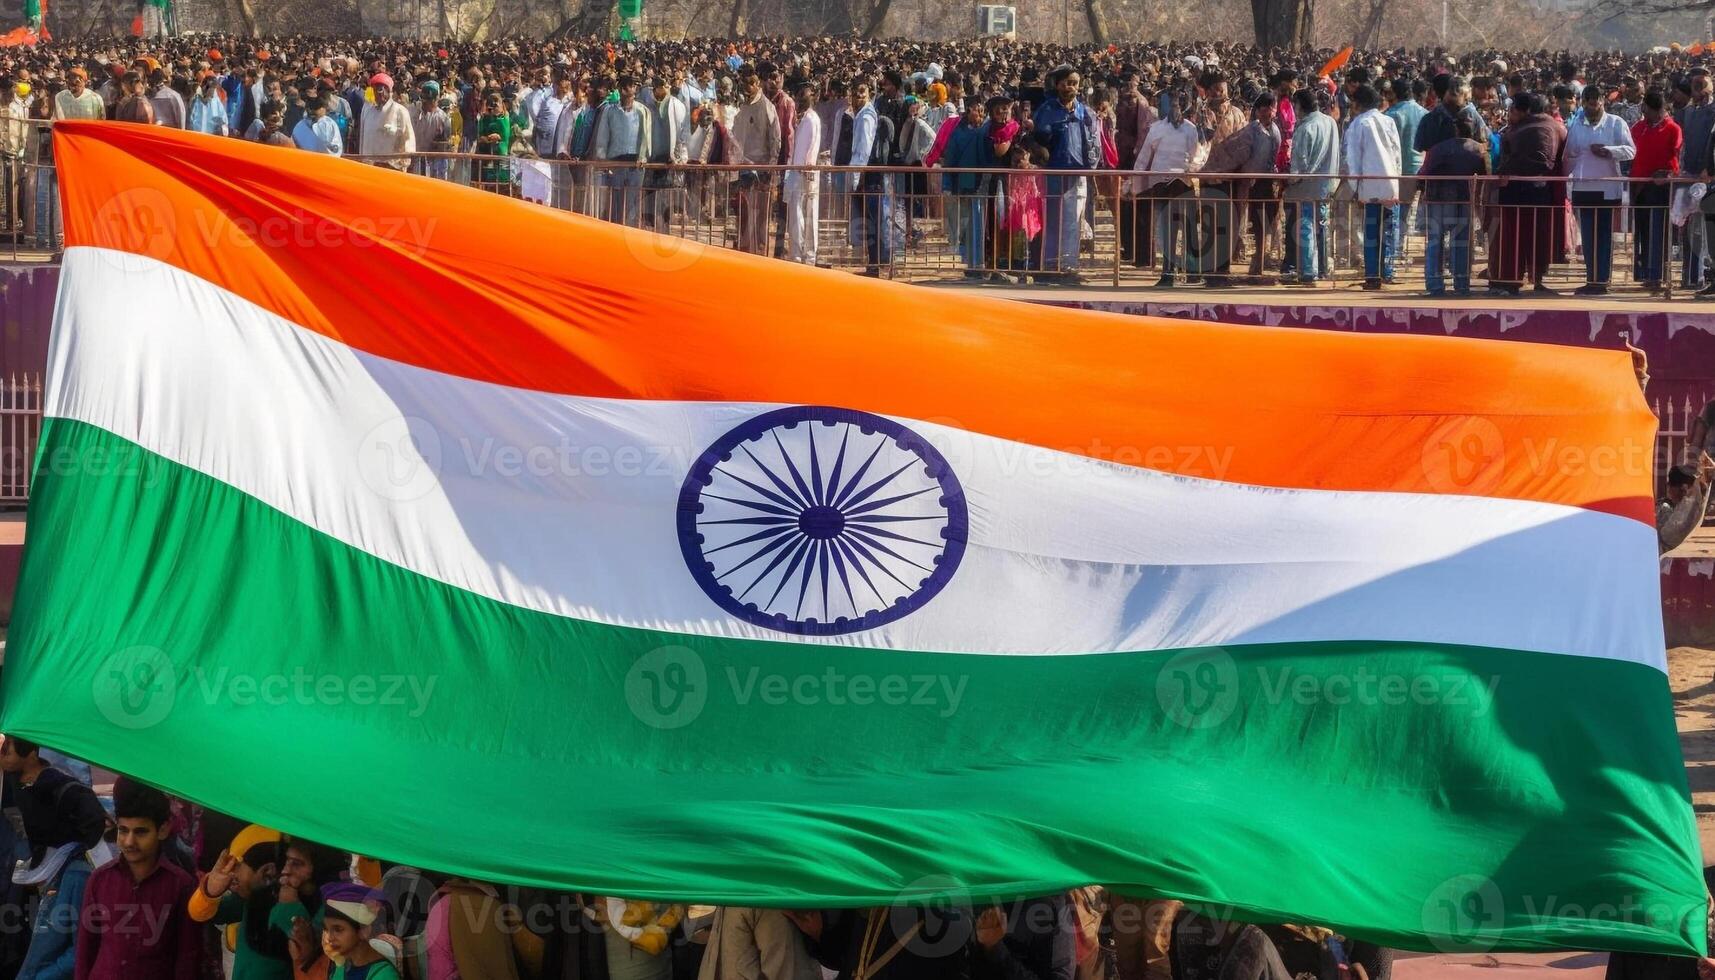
2,121,1702,954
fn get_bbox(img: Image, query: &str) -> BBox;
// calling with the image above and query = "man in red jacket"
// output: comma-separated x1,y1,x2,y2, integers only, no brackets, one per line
1630,89,1682,292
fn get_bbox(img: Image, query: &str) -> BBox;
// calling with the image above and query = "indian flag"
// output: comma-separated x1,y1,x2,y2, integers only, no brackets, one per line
3,121,1702,954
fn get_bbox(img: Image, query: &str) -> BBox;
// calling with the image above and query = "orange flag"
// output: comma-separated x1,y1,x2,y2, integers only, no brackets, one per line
1318,46,1353,77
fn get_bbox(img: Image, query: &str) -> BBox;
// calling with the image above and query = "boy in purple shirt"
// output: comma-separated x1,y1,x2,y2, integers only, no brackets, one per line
75,780,201,980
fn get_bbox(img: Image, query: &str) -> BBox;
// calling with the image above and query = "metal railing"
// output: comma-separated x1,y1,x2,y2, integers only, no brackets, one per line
0,373,40,506
339,153,1709,297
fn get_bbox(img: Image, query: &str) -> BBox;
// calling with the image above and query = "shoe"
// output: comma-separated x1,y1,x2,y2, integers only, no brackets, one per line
1452,287,1474,297
1203,277,1235,289
1383,276,1400,285
1058,272,1086,286
1531,283,1559,296
962,269,984,280
1153,276,1177,289
1361,279,1383,291
860,267,881,278
1424,289,1446,298
1697,283,1715,297
989,272,1018,284
1290,278,1317,287
1573,284,1610,296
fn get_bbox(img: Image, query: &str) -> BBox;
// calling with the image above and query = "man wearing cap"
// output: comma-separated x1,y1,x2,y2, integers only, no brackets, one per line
359,73,415,171
54,68,104,121
301,883,399,980
410,82,453,180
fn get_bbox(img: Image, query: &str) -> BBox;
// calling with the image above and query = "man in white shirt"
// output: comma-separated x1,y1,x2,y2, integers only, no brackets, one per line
784,80,822,266
1130,91,1203,287
1343,84,1402,290
358,73,415,171
1564,85,1636,296
54,68,105,121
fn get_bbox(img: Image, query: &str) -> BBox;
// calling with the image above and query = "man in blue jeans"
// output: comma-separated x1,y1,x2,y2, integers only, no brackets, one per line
1284,88,1339,285
1417,114,1489,295
1344,84,1403,290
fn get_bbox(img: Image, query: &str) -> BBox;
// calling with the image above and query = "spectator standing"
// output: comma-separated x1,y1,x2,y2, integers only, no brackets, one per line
359,73,416,171
762,62,796,258
74,780,201,980
409,83,453,180
1130,89,1202,287
642,75,690,232
1677,73,1715,289
1493,93,1566,296
941,98,993,277
1384,78,1426,259
4,736,108,980
1034,64,1099,283
604,898,683,980
971,896,1076,980
1344,84,1403,289
729,68,781,254
148,70,184,128
0,82,28,229
1625,89,1680,291
189,76,228,136
291,94,343,156
1284,87,1338,286
839,79,894,277
697,907,820,980
1565,85,1635,295
54,68,104,121
594,77,652,220
784,79,822,266
1417,113,1488,295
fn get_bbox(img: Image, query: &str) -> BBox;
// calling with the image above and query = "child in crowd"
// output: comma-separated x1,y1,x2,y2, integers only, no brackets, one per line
1000,138,1047,282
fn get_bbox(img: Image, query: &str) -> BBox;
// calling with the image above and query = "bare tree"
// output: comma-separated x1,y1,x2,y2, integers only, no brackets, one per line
729,0,746,35
1251,0,1313,47
1085,0,1110,45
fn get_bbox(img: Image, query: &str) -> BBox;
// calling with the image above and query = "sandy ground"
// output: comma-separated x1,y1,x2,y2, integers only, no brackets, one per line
1670,646,1715,859
1389,646,1715,980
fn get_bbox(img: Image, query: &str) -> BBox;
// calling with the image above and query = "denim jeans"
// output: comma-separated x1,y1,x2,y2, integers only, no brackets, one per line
1292,200,1330,282
1572,191,1616,286
851,175,893,269
1362,201,1397,280
1633,184,1669,284
1424,201,1472,293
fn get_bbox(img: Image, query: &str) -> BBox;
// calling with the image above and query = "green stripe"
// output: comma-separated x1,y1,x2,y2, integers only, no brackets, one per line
2,419,1703,954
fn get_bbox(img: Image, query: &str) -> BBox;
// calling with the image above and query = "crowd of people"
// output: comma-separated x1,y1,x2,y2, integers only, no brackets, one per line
2,34,1715,290
0,730,1422,980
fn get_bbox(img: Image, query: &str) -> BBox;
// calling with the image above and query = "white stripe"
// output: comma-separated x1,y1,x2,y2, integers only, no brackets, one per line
47,247,1665,667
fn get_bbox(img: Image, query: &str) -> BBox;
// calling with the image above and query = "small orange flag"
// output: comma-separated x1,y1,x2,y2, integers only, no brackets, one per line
1319,46,1353,77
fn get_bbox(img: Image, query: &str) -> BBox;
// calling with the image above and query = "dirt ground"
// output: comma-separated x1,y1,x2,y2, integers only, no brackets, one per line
1670,646,1715,859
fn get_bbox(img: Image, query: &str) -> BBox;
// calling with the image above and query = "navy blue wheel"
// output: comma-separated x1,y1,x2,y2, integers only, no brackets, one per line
677,406,968,636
